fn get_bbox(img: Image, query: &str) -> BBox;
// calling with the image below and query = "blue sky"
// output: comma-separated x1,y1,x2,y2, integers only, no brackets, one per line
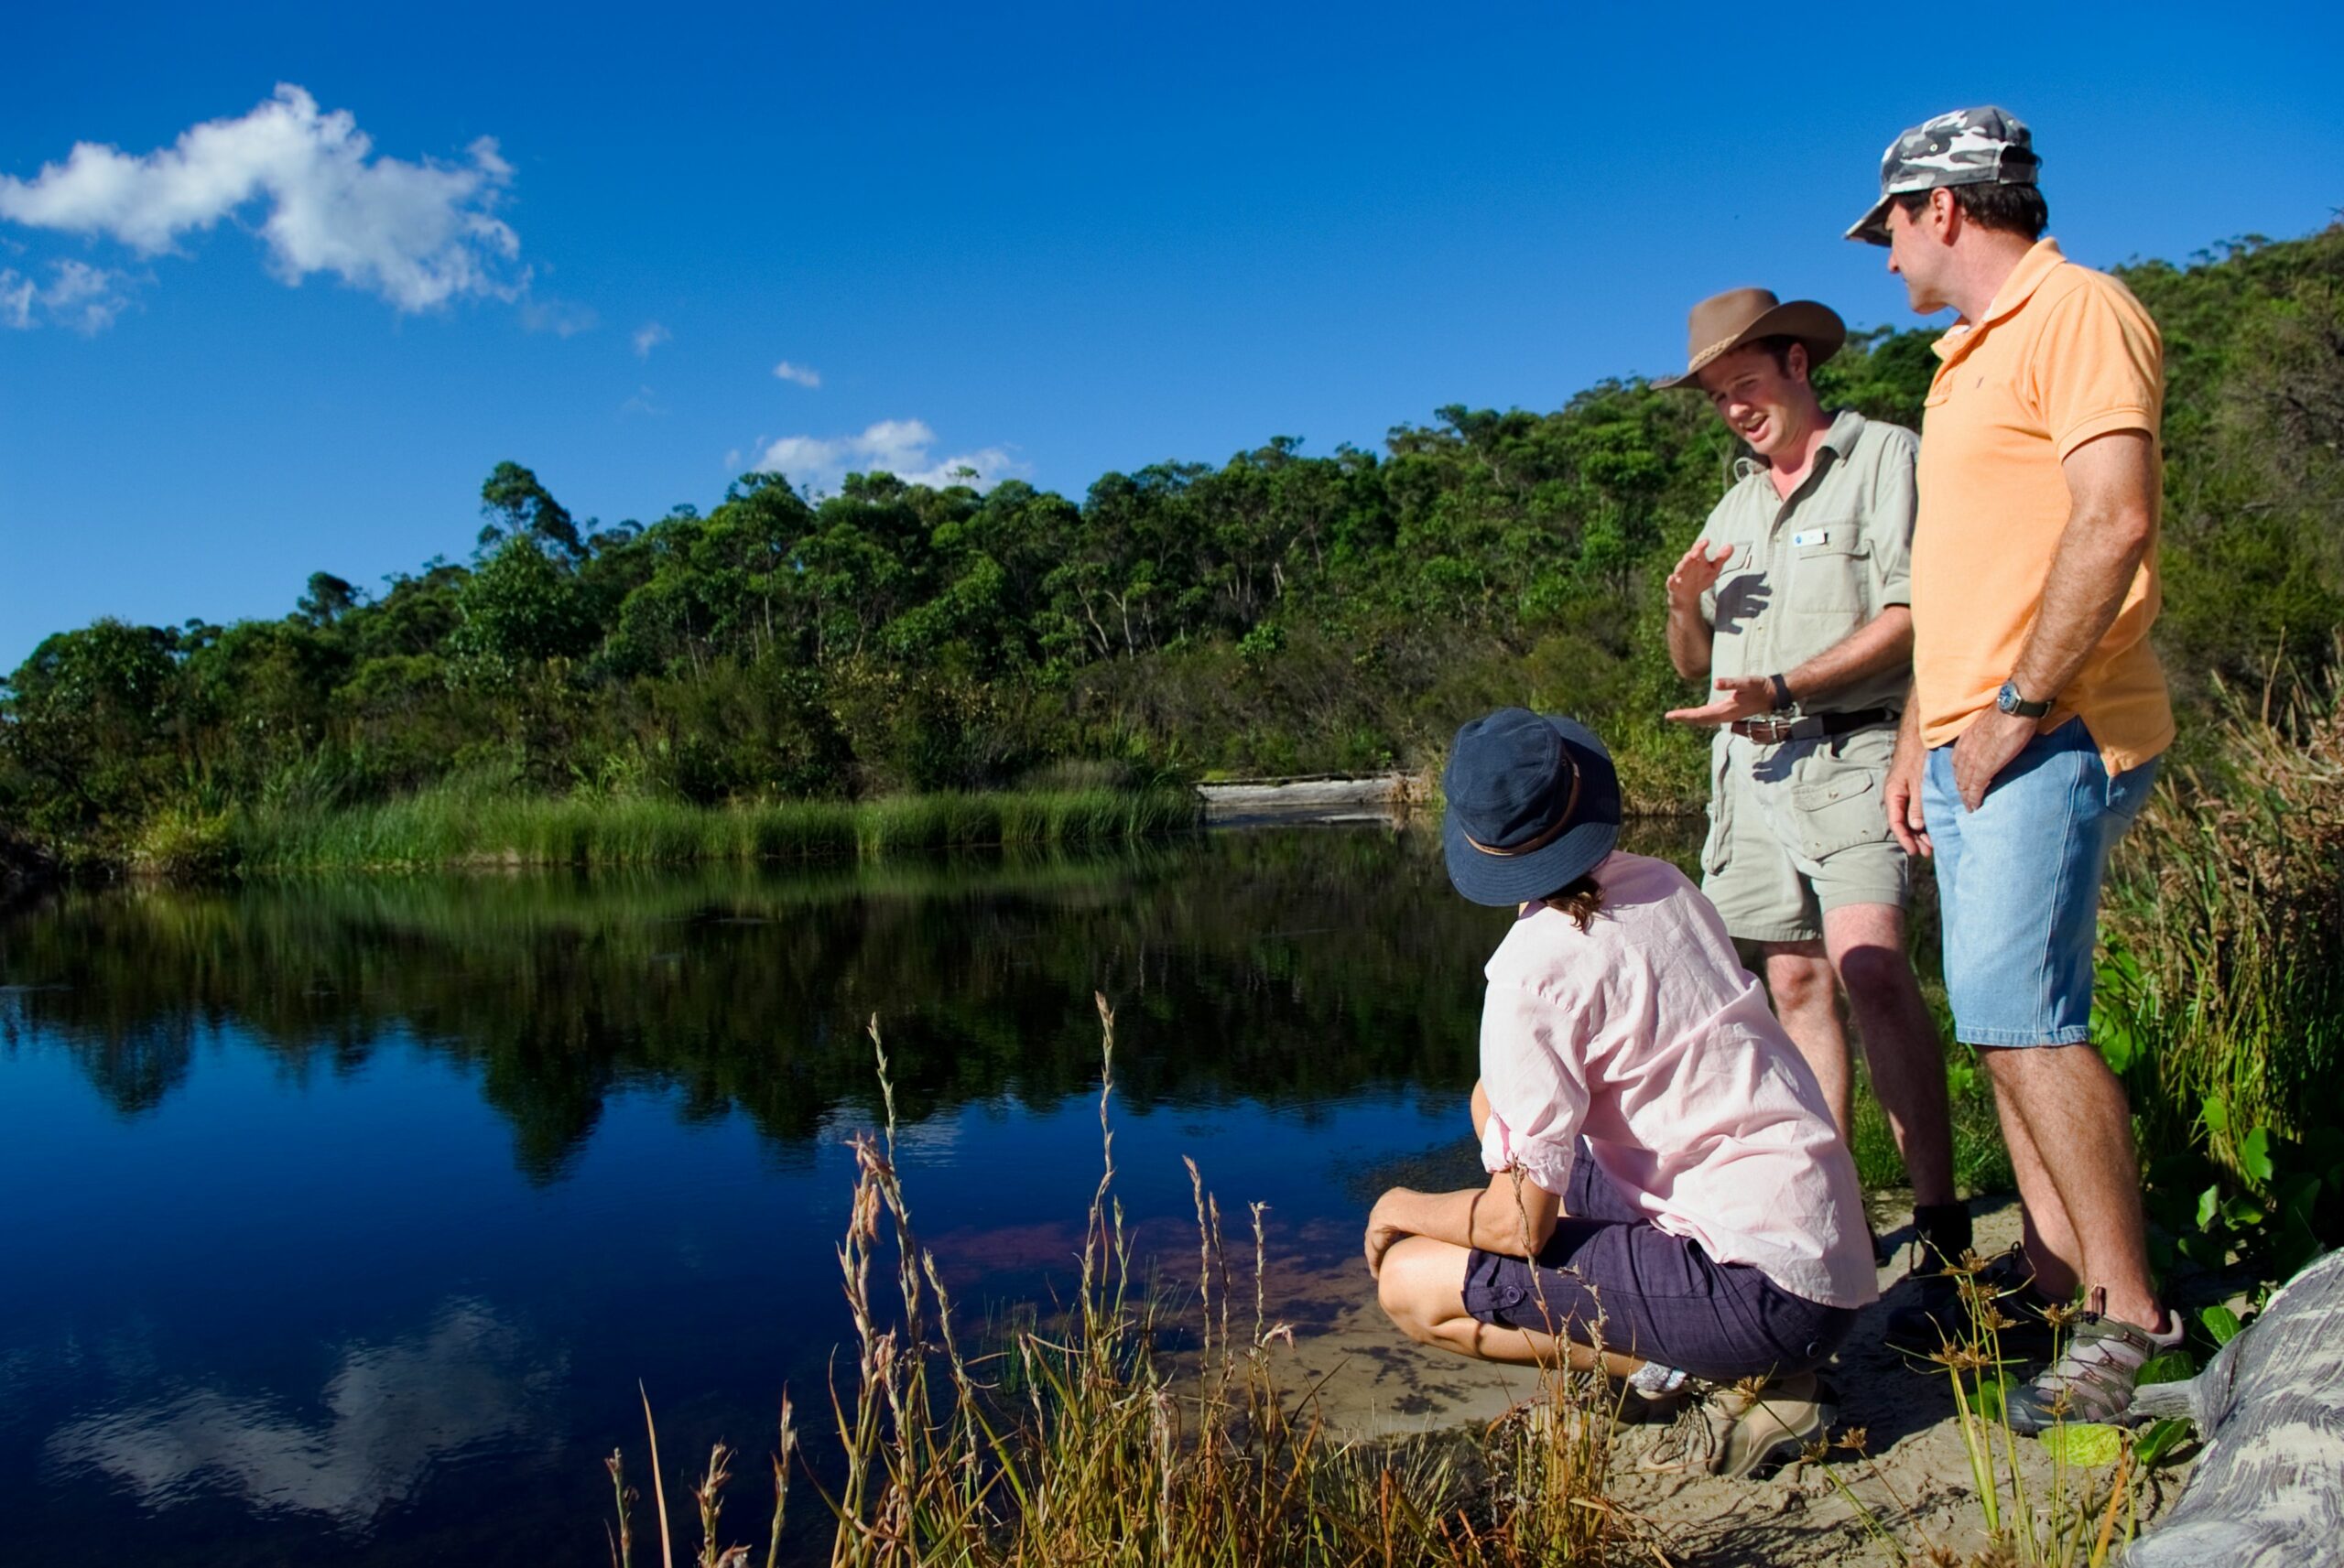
4,1,2339,673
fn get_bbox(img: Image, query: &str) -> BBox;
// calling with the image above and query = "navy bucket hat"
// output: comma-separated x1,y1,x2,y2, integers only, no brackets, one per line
1440,708,1622,908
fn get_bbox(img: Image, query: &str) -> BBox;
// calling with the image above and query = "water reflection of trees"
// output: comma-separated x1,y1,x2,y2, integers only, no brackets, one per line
1,830,1576,1181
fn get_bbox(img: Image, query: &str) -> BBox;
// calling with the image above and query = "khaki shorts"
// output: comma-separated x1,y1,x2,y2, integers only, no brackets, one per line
1699,726,1910,945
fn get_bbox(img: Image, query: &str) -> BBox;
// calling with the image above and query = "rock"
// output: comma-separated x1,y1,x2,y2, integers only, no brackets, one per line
2122,1248,2344,1566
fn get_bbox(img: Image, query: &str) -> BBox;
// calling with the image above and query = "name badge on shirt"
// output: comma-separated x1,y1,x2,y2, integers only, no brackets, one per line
1791,528,1831,548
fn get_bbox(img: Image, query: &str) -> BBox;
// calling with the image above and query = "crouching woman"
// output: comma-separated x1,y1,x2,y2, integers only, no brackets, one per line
1366,708,1879,1474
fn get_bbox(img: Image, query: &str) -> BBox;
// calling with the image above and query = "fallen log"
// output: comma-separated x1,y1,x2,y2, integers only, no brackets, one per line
1196,773,1417,825
2122,1247,2344,1566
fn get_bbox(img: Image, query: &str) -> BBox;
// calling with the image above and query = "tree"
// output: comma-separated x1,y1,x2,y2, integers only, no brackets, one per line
477,461,587,563
448,536,592,677
1,620,182,830
296,571,361,626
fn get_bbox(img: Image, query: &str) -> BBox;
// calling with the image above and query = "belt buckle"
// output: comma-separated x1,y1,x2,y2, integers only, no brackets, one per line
1742,716,1793,744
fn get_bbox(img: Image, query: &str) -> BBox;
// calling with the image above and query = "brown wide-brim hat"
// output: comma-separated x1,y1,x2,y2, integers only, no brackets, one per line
1654,287,1846,389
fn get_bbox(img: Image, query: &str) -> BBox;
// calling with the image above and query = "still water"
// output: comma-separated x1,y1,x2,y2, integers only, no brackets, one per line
0,823,1690,1564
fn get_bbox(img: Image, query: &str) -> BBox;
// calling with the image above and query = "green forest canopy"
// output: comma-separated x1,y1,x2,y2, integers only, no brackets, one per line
7,223,2340,859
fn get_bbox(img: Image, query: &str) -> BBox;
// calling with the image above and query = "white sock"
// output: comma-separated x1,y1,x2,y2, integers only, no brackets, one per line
1627,1361,1687,1398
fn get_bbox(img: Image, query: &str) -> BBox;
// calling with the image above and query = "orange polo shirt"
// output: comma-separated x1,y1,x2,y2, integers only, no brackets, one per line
1912,238,2174,775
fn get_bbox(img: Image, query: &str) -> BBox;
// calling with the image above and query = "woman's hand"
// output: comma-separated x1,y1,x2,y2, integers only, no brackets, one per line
1363,1189,1416,1279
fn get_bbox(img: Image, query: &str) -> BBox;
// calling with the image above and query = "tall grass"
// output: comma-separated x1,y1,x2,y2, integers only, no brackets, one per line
195,785,1201,875
616,1002,1660,1567
2096,676,2344,1164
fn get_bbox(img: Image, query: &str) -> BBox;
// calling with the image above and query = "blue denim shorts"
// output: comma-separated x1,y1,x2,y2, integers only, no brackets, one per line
1923,718,2159,1047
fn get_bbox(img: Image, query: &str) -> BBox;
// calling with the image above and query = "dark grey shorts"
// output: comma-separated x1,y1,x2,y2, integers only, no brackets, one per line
1461,1155,1854,1382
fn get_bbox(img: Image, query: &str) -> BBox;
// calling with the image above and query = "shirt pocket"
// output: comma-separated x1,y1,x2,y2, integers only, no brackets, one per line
1785,527,1871,616
1786,770,1894,860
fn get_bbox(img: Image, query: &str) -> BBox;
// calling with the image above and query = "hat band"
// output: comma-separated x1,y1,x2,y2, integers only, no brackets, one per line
1462,759,1582,858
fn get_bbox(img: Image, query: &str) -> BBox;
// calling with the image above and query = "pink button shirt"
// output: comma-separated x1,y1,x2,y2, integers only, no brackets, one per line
1476,851,1879,1310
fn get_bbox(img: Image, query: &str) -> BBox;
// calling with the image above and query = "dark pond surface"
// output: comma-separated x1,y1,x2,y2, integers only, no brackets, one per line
0,822,1694,1565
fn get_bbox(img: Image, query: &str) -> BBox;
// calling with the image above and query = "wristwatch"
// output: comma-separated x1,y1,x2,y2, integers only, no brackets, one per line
1996,679,2051,719
1768,673,1795,712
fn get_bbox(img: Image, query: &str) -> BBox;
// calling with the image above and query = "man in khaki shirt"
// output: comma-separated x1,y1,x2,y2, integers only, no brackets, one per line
1656,288,1962,1279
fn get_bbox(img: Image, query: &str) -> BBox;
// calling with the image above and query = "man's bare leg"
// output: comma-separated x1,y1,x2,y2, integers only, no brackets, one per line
1982,1044,2159,1327
1993,1087,2081,1302
1821,903,1956,1209
1762,942,1853,1138
1375,1235,1644,1378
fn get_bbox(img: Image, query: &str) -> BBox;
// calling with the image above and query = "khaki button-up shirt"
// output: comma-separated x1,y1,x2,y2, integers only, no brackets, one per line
1697,409,1916,718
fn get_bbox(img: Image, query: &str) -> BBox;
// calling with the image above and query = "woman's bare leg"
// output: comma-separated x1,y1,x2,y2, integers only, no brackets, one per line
1375,1234,1644,1379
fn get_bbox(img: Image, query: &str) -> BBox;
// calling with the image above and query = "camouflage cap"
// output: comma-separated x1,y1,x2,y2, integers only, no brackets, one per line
1846,106,2040,245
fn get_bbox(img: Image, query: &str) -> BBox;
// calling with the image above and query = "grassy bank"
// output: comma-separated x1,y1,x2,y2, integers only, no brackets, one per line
132,784,1202,877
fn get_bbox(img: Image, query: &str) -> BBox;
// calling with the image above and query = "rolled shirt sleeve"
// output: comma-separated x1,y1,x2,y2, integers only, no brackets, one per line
1868,425,1918,608
1477,975,1589,1200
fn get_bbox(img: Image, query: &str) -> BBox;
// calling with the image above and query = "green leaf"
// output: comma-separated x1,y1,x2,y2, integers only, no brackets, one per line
2179,1233,2230,1269
1959,1373,2012,1422
2196,1184,2221,1231
2039,1422,2123,1467
2201,1097,2231,1136
2138,1350,2198,1385
2240,1126,2275,1184
2092,991,2143,1073
2134,1418,2192,1466
2200,1303,2243,1346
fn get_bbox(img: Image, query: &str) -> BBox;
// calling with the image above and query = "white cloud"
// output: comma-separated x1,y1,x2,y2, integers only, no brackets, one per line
0,84,521,312
751,418,1024,493
518,296,597,337
633,321,669,358
772,359,819,388
620,384,663,416
44,1299,562,1525
0,258,133,331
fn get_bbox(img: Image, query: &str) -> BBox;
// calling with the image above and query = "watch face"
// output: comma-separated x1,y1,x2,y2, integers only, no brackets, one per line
1997,682,2019,714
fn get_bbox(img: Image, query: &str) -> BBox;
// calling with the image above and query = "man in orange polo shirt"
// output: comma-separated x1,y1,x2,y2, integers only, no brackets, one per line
1849,106,2183,1430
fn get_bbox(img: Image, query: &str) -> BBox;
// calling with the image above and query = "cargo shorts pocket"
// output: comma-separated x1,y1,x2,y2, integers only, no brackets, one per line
1787,771,1891,860
1700,742,1732,874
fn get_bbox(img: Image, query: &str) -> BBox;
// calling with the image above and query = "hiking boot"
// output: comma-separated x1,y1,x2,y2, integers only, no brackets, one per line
1615,1381,1690,1427
1639,1372,1837,1479
2003,1304,2184,1435
1885,1244,2056,1366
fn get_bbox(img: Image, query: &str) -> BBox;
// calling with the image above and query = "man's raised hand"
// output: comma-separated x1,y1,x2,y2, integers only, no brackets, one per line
1666,539,1734,605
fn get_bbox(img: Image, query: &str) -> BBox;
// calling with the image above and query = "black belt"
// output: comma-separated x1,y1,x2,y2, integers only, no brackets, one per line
1729,708,1898,744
